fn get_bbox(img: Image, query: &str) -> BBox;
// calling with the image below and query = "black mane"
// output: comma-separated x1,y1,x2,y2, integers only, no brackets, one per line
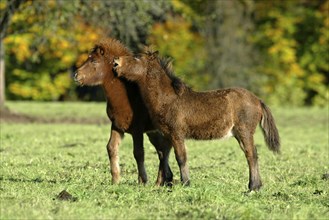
143,48,190,96
158,57,188,95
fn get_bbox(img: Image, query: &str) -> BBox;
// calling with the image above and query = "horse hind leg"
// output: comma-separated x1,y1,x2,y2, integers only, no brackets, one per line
147,132,173,186
235,132,262,191
171,136,190,186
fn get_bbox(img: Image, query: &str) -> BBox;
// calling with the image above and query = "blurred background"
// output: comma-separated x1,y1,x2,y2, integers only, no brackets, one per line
1,0,328,107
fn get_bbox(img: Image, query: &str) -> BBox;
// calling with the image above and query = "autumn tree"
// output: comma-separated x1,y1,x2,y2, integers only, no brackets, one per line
203,0,260,92
3,0,102,101
169,0,328,106
165,0,262,92
2,0,328,106
148,16,208,90
3,0,171,101
253,0,329,106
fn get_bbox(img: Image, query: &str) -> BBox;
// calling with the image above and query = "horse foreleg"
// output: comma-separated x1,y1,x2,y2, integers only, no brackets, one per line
132,133,148,184
107,126,123,184
236,134,262,191
147,132,173,186
171,136,190,186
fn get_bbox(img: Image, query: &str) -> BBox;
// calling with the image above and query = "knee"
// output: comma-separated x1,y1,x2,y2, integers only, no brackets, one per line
107,142,118,157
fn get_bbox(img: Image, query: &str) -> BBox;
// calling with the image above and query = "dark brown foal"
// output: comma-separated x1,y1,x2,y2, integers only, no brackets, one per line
113,51,280,191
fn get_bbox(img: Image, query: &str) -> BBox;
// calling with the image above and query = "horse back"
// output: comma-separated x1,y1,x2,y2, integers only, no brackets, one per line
181,88,262,139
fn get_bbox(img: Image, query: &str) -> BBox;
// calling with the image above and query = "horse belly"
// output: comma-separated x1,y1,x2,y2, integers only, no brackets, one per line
220,127,234,140
188,122,234,140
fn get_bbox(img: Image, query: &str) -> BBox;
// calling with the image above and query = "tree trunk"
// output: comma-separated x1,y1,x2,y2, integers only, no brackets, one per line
0,0,26,110
0,39,5,109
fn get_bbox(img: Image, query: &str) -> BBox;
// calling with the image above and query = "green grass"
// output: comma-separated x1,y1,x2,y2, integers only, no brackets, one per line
1,102,328,219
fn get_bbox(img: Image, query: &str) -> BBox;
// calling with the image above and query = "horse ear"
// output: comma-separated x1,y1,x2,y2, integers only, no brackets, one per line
97,46,105,56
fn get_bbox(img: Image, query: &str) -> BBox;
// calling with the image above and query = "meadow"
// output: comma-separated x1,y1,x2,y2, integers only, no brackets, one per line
0,101,328,219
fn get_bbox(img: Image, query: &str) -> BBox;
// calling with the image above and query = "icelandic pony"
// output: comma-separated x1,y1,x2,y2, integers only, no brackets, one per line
113,51,280,191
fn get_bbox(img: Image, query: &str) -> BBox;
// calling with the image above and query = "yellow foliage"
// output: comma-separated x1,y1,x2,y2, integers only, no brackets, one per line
281,47,296,64
47,0,56,8
9,83,34,99
4,1,103,100
61,53,75,66
60,40,70,50
148,17,207,89
308,73,325,84
290,63,304,77
268,45,278,55
171,0,199,21
5,34,34,63
265,28,283,41
54,72,71,94
0,1,6,10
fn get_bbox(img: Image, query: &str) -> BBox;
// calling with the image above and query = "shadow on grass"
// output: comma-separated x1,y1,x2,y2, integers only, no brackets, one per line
0,107,108,124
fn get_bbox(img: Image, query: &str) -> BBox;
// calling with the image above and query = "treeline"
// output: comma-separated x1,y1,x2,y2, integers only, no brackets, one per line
1,0,328,106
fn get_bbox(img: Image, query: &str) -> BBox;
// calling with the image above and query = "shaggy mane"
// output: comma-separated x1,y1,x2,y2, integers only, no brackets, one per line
92,38,132,62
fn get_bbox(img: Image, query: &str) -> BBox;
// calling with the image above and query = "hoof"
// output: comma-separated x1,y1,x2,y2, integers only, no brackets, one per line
155,171,173,187
182,179,190,186
138,176,148,185
155,179,173,187
165,181,173,187
248,182,262,191
111,178,120,184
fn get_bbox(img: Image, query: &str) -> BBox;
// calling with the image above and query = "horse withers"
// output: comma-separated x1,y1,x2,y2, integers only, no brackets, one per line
113,51,280,191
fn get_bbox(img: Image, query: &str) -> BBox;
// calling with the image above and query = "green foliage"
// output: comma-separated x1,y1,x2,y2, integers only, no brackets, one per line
169,0,329,106
148,16,208,89
1,102,328,219
170,0,206,24
3,0,172,101
253,0,329,106
95,0,171,50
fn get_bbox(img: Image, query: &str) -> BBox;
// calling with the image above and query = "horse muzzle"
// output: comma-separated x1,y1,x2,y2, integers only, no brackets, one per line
74,72,83,85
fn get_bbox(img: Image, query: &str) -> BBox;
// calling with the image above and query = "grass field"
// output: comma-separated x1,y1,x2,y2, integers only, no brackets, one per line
1,101,328,219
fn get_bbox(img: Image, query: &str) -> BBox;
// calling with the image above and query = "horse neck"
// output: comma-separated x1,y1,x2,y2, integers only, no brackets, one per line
101,48,135,119
102,74,132,115
138,74,174,114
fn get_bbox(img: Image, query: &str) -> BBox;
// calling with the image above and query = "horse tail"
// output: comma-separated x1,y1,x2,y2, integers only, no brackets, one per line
259,100,280,154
